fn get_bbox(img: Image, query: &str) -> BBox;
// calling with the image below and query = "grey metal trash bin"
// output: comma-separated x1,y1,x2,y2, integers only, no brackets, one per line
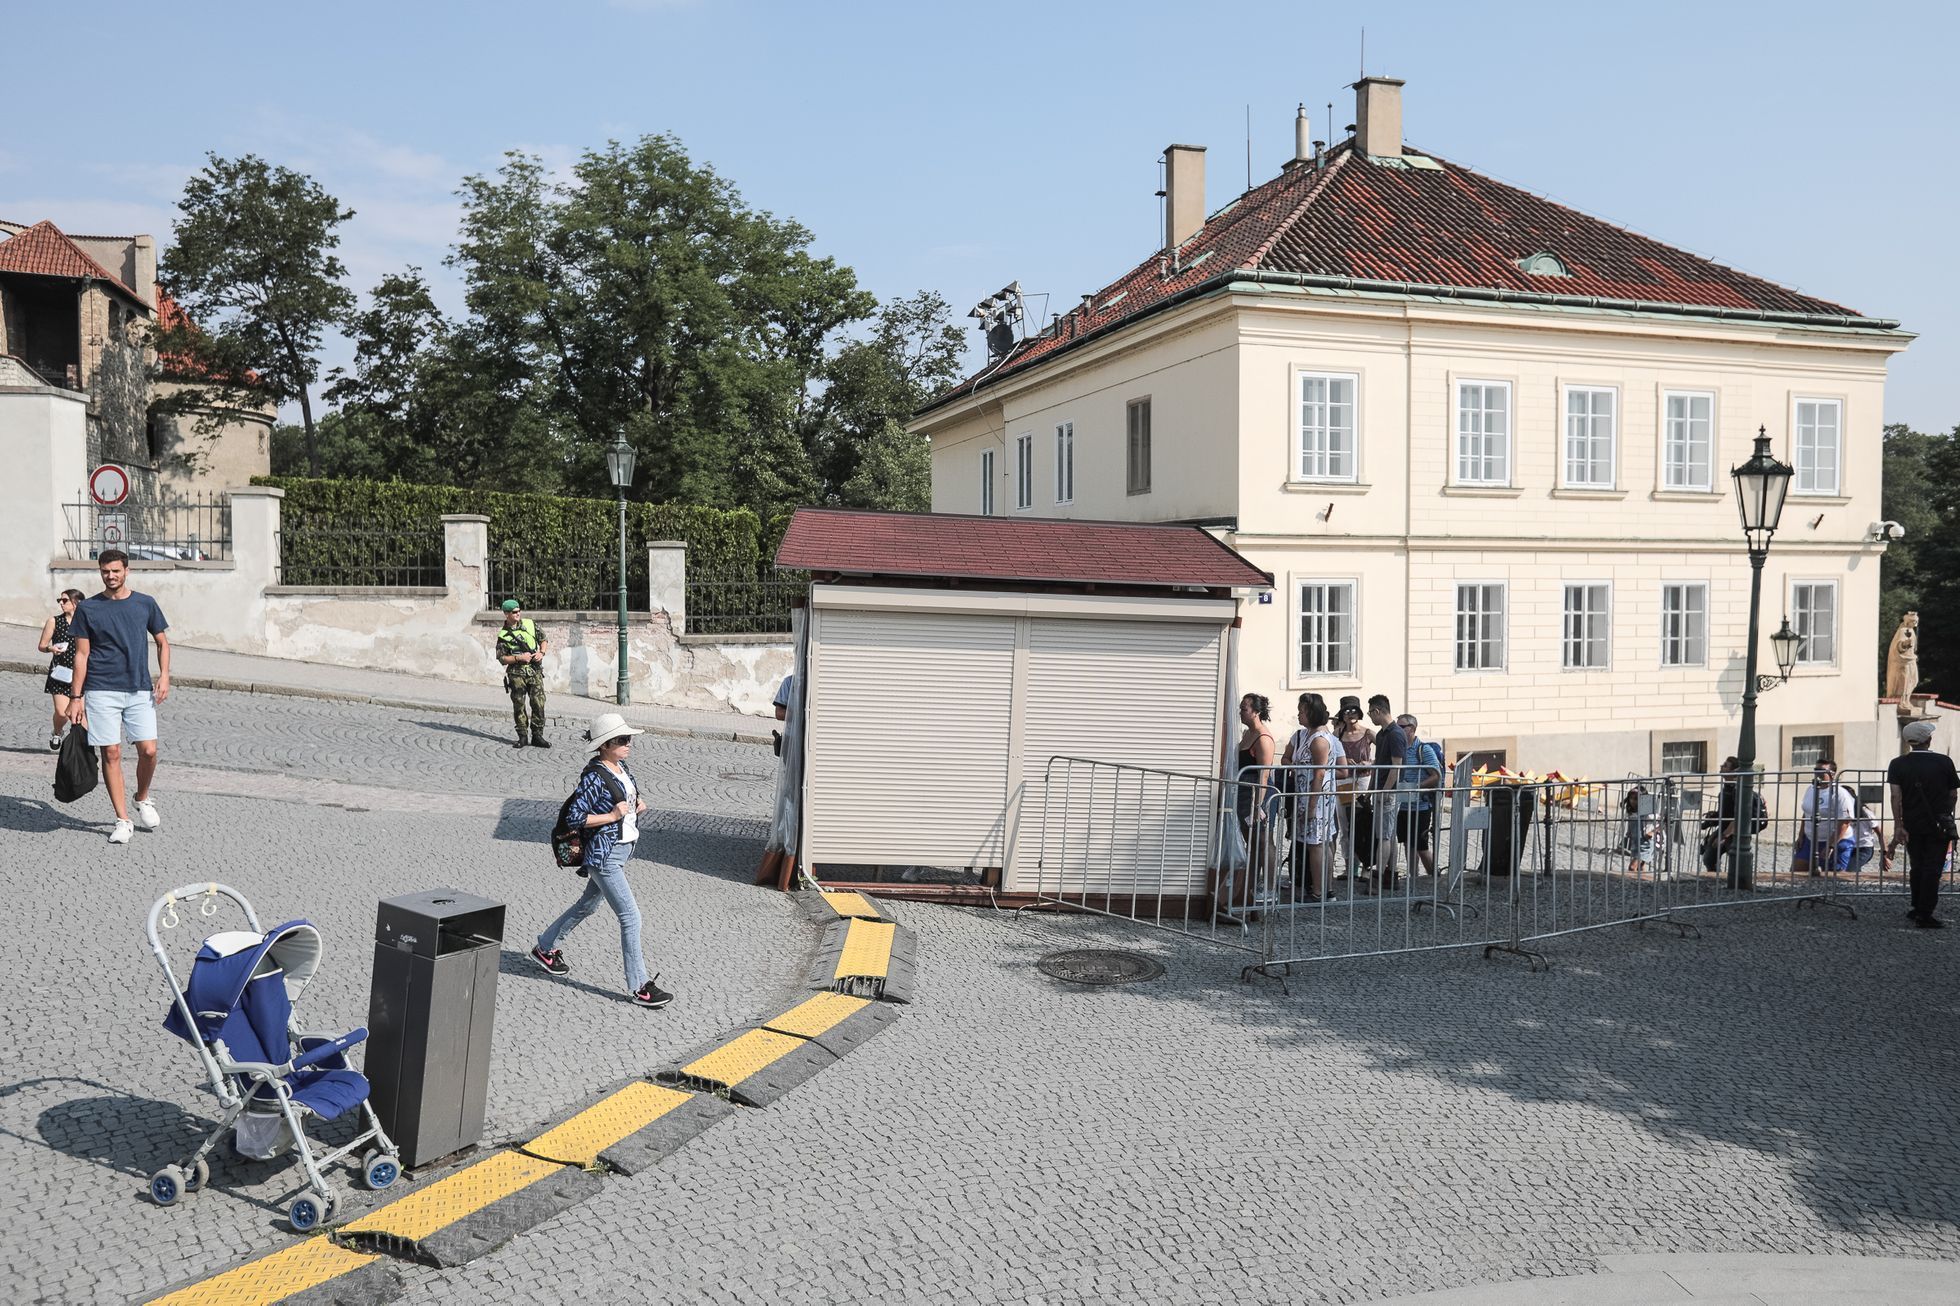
366,888,505,1169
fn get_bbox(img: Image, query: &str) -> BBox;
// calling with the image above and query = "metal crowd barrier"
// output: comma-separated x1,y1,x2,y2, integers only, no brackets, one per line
1025,754,1955,983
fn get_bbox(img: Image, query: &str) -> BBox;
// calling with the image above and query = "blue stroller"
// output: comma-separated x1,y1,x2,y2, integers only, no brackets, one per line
147,882,401,1230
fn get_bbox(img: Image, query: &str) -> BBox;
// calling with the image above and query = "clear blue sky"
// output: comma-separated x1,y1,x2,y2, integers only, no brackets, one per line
3,0,1952,430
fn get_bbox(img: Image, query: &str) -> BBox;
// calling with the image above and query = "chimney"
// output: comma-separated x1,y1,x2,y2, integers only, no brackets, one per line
1293,104,1312,165
1162,144,1206,252
133,235,157,310
1353,76,1405,159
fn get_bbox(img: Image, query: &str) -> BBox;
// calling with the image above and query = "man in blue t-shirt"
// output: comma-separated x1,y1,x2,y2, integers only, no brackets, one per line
65,550,171,844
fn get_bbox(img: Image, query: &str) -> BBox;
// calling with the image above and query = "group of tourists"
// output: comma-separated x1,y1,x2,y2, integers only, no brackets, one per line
1234,692,1442,902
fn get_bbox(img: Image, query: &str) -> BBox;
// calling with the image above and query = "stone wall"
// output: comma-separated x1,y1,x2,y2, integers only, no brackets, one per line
18,496,789,717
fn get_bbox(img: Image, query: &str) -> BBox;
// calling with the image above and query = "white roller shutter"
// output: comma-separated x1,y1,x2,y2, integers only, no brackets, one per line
1010,618,1225,895
806,607,1015,869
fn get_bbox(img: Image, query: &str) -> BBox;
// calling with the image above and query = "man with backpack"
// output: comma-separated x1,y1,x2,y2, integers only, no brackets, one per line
1887,719,1957,928
1394,713,1444,883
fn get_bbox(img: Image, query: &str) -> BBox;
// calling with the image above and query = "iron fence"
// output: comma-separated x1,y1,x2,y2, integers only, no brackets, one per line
1025,755,1954,986
487,553,644,613
685,567,802,636
62,493,232,562
274,515,445,588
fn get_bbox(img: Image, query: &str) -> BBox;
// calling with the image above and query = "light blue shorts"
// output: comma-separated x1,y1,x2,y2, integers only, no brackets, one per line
84,689,158,746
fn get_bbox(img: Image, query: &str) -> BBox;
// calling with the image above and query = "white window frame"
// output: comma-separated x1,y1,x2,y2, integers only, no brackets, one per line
979,448,996,516
1453,582,1508,672
1293,578,1358,679
1560,384,1618,489
1054,421,1074,505
1661,390,1716,491
1454,380,1512,486
1561,582,1612,670
1791,396,1843,497
1659,582,1708,668
1014,432,1033,511
1126,397,1152,495
1790,579,1838,667
1294,369,1359,483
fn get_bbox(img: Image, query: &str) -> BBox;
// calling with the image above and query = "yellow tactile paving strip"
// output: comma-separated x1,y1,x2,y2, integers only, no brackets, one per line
835,919,896,979
523,1081,693,1167
681,1028,805,1088
819,890,884,920
338,1150,562,1242
147,1238,378,1306
762,991,871,1040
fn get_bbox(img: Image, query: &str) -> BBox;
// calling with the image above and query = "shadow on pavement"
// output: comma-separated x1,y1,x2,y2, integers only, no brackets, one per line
968,902,1960,1240
492,799,767,886
403,717,518,745
0,794,101,834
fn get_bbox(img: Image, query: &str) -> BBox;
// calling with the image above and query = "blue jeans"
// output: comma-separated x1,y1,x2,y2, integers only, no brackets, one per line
538,840,648,992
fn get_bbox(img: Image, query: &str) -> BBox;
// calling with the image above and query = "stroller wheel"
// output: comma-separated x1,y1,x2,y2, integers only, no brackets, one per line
362,1150,400,1191
184,1158,211,1192
288,1191,331,1232
149,1166,187,1206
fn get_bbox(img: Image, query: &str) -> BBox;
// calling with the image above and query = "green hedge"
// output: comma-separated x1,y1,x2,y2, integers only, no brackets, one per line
256,477,762,601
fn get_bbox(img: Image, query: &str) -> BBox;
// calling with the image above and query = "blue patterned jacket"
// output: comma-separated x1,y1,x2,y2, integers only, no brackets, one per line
567,762,634,865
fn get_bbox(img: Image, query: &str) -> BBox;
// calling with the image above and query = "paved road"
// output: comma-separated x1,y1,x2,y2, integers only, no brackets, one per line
2,669,1956,1304
0,671,791,1304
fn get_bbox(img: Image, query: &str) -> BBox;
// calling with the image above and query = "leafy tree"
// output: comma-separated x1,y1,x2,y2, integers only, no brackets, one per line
157,154,355,476
324,269,567,490
816,290,964,506
449,136,875,513
1880,422,1960,697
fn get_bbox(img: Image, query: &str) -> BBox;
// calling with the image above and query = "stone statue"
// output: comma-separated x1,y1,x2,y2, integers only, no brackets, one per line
1886,610,1921,710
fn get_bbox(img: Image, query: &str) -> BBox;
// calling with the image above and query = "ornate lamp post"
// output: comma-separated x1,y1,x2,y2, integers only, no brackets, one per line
1759,618,1804,693
606,435,637,707
1730,426,1793,888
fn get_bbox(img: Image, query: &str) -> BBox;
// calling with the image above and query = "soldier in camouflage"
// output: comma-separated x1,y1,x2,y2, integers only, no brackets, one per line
496,599,551,749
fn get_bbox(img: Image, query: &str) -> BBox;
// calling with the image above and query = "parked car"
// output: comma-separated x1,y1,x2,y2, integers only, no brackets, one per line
89,542,210,562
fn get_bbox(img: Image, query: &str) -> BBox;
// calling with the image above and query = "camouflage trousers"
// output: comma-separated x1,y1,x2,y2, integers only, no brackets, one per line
506,663,546,739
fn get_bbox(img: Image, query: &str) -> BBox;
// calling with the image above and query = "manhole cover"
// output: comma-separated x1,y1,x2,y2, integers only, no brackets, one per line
1036,949,1165,986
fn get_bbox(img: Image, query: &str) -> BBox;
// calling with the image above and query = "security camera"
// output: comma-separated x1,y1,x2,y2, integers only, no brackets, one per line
1874,520,1906,541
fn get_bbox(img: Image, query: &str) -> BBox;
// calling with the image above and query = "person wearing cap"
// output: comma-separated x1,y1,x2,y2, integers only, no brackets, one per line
1887,719,1957,928
531,712,673,1007
496,599,550,749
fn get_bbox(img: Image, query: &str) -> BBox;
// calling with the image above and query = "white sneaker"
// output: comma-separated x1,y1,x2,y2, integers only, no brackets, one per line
133,798,160,831
108,820,134,844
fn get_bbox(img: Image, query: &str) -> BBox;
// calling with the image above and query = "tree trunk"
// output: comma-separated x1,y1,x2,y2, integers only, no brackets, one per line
296,385,320,477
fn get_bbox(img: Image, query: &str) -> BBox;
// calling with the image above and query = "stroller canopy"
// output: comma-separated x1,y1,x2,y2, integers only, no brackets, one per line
163,921,323,1062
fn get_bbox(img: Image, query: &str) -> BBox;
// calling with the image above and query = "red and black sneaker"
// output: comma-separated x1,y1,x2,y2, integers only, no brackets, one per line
530,946,569,976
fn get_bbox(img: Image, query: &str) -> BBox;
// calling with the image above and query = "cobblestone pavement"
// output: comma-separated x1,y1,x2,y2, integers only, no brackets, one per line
0,672,793,1304
3,670,1958,1304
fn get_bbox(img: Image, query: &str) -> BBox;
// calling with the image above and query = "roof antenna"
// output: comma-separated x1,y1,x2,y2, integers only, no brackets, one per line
1245,104,1253,191
1360,26,1366,77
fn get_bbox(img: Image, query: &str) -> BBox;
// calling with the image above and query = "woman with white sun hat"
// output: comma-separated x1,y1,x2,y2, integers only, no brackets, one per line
530,712,673,1008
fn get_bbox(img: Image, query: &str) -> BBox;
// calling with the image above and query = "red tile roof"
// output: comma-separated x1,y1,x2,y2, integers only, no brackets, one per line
775,508,1272,590
928,142,1887,410
0,220,146,305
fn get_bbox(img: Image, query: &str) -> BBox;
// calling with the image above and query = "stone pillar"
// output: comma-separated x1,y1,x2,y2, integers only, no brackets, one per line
227,485,283,591
442,514,491,610
0,387,87,624
649,540,687,632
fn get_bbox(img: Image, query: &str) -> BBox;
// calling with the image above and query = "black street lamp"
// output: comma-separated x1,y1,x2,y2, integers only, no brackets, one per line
1730,425,1793,888
606,435,637,707
1756,617,1804,693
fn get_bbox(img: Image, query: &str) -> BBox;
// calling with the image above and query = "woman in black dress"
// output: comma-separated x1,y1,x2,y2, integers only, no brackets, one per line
38,590,84,750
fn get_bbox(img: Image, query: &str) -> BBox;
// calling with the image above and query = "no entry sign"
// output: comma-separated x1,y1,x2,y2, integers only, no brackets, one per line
89,464,131,507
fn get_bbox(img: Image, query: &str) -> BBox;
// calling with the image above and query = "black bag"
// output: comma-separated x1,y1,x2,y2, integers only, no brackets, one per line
53,729,97,803
550,763,624,873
